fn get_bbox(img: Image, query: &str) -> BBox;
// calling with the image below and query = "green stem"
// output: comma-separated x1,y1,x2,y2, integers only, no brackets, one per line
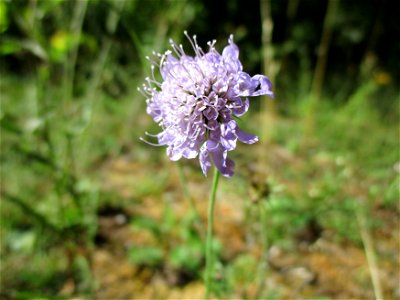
205,167,220,299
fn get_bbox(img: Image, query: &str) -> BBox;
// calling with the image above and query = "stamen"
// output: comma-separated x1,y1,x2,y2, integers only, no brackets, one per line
180,63,197,83
149,66,161,87
193,35,204,56
184,31,199,56
141,84,154,96
207,39,217,49
146,78,161,88
137,87,148,98
139,137,163,146
145,55,160,67
159,52,169,69
190,126,202,140
179,44,186,55
169,39,184,57
145,131,159,137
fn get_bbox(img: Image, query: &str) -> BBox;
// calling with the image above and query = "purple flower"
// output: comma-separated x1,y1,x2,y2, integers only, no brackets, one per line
140,32,273,177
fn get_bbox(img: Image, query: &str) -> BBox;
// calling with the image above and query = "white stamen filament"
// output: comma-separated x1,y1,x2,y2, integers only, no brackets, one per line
139,136,163,146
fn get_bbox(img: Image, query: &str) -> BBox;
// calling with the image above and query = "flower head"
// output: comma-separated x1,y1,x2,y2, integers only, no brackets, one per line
140,32,273,177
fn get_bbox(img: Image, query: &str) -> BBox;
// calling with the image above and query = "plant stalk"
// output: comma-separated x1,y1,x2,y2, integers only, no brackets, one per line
205,167,220,299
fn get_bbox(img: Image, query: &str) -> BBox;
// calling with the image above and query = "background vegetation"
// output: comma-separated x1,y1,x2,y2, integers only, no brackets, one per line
1,0,399,299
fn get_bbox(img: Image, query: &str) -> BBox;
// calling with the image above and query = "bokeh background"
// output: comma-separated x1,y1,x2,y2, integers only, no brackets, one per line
1,0,399,299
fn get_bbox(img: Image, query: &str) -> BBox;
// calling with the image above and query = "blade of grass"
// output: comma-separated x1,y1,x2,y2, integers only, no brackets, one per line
356,203,384,300
305,0,339,137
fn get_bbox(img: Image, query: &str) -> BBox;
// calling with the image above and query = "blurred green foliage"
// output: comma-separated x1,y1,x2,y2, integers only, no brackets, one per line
0,0,398,299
